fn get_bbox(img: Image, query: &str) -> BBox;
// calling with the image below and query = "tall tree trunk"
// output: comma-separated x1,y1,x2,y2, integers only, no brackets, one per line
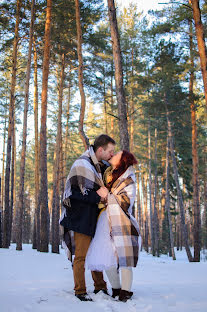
3,0,21,248
189,19,201,261
59,78,65,219
1,117,7,246
130,47,134,152
32,36,40,250
9,119,16,244
136,171,142,232
190,0,207,108
142,173,149,252
110,61,114,139
60,130,64,208
1,119,7,214
11,117,17,243
166,105,193,262
39,0,52,252
103,66,108,134
107,0,129,150
16,0,35,251
165,133,176,260
148,120,154,255
13,120,17,240
48,187,53,244
52,53,65,254
153,127,160,256
176,215,180,251
180,214,183,250
160,156,166,244
75,0,89,150
64,76,71,183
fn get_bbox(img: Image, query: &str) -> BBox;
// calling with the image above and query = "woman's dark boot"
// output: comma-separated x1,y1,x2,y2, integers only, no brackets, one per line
119,289,133,302
112,288,121,298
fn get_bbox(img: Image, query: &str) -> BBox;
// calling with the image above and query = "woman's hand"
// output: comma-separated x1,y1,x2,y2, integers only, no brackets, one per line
96,186,109,201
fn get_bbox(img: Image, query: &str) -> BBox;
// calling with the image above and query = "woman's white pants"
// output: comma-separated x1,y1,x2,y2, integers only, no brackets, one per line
105,267,133,291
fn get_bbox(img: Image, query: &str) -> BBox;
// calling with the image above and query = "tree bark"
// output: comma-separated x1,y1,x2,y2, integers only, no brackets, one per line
52,53,65,254
148,120,154,255
190,0,207,108
107,0,129,150
130,48,134,152
160,156,166,244
153,127,160,256
32,35,40,250
189,18,201,261
9,119,16,244
11,116,17,244
16,0,35,251
75,0,89,150
142,173,149,252
3,0,21,248
165,133,176,260
166,105,193,262
1,117,7,246
103,66,108,134
110,61,115,139
64,76,71,185
39,0,52,252
1,119,7,215
176,215,180,251
60,129,64,208
136,171,142,233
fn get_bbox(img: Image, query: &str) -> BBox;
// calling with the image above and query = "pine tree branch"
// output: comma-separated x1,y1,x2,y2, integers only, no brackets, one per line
106,112,120,120
158,2,193,10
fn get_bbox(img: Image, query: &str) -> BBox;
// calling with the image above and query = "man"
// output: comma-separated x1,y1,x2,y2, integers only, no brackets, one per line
60,134,116,301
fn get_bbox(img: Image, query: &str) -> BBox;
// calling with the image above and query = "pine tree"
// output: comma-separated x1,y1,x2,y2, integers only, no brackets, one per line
32,36,40,250
39,0,52,252
191,0,207,108
107,0,129,150
3,0,22,248
16,0,35,251
75,0,89,149
51,53,65,254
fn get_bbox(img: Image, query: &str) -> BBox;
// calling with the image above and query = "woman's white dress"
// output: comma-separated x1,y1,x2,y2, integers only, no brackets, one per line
85,209,117,271
85,167,138,271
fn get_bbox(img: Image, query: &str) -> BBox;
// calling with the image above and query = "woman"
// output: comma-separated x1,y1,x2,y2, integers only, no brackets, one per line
86,150,141,302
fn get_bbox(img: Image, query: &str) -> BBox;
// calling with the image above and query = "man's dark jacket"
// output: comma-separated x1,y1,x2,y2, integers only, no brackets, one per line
60,160,108,237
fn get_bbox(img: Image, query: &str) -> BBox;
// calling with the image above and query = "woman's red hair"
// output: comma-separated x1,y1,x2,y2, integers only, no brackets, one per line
107,150,137,190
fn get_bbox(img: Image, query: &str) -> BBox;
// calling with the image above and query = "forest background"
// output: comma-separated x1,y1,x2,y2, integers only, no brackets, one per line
0,0,206,263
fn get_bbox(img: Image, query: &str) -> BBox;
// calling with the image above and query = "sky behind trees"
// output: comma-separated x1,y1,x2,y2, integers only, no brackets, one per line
110,0,170,12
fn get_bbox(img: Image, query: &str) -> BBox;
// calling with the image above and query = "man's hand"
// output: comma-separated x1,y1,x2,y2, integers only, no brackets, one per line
96,186,109,201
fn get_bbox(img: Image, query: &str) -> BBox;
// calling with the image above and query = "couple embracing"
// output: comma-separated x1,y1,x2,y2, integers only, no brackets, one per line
60,134,141,302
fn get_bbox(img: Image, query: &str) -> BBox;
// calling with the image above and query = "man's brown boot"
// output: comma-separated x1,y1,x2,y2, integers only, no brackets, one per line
75,293,93,301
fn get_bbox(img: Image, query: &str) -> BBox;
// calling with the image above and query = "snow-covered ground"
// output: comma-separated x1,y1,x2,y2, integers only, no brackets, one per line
0,244,207,312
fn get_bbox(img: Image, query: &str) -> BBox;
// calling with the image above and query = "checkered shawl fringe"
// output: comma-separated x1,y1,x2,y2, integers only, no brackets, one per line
106,166,140,267
59,146,104,262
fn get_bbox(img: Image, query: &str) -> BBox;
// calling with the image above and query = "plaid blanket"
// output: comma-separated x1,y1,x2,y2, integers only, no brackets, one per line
60,146,104,261
63,146,103,200
106,166,140,267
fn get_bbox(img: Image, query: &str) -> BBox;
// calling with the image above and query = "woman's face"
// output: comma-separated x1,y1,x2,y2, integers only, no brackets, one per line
109,151,123,168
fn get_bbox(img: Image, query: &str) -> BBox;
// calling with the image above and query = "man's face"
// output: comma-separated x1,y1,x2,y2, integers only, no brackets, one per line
99,143,115,161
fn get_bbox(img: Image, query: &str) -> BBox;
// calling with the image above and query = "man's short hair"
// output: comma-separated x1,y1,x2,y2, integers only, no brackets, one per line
93,134,115,152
